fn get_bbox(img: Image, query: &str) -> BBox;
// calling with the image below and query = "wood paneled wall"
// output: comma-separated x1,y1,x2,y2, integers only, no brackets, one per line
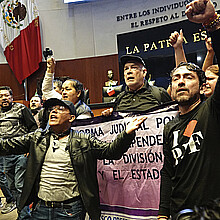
0,54,120,104
0,64,26,100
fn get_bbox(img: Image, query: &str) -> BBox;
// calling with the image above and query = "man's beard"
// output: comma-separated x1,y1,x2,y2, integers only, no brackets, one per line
1,102,12,111
175,94,199,106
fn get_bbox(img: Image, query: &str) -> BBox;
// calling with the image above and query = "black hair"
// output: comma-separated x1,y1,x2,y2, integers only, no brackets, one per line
31,94,43,104
65,79,85,101
0,86,13,96
170,62,206,86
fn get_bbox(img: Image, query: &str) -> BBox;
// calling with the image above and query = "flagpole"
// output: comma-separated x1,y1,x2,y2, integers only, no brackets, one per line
23,78,28,101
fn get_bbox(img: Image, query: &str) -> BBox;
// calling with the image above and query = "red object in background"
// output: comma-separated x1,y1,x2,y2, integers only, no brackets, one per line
107,88,116,96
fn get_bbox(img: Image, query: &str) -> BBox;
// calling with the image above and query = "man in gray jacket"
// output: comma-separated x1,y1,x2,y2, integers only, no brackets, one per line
0,86,37,218
0,98,147,220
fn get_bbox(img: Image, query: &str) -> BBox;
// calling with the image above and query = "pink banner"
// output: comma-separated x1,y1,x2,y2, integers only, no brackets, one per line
75,107,177,219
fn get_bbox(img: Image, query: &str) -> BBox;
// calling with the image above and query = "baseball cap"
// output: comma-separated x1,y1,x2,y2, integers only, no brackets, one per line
44,98,76,115
120,55,146,68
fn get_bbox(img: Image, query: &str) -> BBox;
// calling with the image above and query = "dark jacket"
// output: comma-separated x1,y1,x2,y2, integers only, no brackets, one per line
158,28,220,218
0,128,135,220
75,100,94,118
113,81,171,112
0,102,37,138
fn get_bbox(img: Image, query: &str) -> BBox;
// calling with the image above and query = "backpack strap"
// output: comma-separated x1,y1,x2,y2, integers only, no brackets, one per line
113,90,127,111
149,85,163,104
113,84,169,110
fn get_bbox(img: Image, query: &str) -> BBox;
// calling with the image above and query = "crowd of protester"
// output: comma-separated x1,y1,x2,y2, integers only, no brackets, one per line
0,0,220,219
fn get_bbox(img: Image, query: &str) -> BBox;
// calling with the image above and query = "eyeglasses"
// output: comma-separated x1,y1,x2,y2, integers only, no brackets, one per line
48,105,69,113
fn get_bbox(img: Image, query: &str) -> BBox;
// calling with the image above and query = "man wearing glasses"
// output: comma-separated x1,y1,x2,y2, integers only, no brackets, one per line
0,97,147,220
158,0,220,219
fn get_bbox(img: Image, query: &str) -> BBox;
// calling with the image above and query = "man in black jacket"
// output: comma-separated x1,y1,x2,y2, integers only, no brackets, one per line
158,0,220,219
29,94,43,128
0,98,147,220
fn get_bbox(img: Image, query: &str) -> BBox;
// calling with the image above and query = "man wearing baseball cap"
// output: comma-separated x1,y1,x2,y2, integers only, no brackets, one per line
102,54,171,116
0,97,147,220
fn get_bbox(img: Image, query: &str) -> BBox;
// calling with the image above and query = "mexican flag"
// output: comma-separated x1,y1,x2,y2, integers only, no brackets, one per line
0,0,42,84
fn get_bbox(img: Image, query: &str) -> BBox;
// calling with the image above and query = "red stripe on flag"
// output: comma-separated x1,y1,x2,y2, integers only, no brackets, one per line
4,17,42,84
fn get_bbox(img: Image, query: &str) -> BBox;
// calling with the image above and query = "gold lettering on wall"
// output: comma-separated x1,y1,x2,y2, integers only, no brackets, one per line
125,31,206,55
193,31,207,42
158,40,166,49
133,46,140,53
144,43,150,52
126,46,140,54
183,36,188,44
200,31,207,40
126,47,132,54
150,42,158,50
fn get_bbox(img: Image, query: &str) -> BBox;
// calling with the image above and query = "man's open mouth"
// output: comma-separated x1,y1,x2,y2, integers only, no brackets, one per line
127,76,134,80
2,101,9,105
50,115,58,119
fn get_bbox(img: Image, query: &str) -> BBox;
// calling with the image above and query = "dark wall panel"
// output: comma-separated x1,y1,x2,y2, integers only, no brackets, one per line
0,54,120,104
0,64,25,100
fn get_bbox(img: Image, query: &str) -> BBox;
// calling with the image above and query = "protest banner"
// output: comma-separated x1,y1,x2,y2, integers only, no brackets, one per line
73,105,178,219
